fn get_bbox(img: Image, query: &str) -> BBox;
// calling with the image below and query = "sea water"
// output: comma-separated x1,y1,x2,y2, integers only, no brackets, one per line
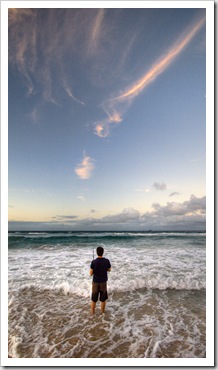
8,231,206,358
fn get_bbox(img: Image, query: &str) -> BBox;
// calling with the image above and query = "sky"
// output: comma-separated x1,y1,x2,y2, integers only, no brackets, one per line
7,5,207,231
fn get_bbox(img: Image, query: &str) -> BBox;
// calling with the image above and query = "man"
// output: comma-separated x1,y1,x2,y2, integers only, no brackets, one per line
90,246,111,315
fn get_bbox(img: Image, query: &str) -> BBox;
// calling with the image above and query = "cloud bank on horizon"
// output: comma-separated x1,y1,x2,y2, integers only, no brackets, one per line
9,195,206,231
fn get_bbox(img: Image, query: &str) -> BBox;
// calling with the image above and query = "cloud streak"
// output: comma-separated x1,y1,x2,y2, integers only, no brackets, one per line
52,215,78,220
169,192,180,197
95,16,205,137
63,83,85,105
88,9,105,54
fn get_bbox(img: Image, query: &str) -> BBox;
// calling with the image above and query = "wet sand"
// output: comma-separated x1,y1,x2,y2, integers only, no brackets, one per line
8,287,206,358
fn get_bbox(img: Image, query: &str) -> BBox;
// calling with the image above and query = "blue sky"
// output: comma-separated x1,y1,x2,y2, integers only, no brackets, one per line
8,5,207,231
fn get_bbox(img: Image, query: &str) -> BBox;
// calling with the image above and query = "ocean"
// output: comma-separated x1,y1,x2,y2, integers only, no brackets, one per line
8,231,206,358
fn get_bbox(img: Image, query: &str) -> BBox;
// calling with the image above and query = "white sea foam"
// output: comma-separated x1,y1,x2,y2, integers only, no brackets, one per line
8,232,206,358
8,237,206,296
8,283,206,358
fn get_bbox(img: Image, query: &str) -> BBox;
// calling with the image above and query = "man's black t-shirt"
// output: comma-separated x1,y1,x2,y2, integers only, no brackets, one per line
90,257,111,283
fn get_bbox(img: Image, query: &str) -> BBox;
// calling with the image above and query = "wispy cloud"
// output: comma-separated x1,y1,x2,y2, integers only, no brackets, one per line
135,188,150,193
9,9,205,138
94,16,205,137
9,8,35,23
9,8,142,112
8,9,105,107
64,86,85,105
75,153,95,180
169,192,180,197
63,80,85,105
77,195,86,202
9,8,37,96
94,114,122,138
52,215,78,220
153,182,167,191
88,9,105,54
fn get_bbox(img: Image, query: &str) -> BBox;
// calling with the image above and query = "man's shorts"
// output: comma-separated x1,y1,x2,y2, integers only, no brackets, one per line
91,282,108,302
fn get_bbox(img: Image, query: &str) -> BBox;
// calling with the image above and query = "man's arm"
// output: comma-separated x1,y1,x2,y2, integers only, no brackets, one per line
107,260,111,272
90,268,94,276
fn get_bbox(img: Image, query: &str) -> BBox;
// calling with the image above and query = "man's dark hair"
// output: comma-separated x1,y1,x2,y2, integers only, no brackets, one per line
97,246,104,256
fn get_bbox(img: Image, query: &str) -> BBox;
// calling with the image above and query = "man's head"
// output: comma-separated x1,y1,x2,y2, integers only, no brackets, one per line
97,246,104,256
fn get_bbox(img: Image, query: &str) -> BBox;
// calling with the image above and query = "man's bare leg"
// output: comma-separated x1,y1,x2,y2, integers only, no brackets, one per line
91,301,96,315
101,301,106,314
